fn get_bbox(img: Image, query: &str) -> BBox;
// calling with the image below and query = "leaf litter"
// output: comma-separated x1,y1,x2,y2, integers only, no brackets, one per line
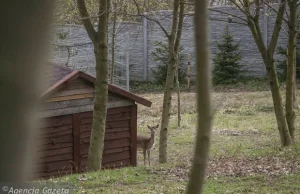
149,156,300,181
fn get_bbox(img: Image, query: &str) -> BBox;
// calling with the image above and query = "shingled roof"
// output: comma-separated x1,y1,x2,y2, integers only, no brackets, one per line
41,63,152,107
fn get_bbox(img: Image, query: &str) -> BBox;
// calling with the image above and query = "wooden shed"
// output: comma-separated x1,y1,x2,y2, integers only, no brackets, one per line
34,64,151,179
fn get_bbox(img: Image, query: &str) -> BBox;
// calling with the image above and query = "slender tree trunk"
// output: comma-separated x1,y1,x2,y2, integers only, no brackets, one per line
159,41,177,163
286,0,297,141
110,0,117,84
186,0,212,192
159,0,185,163
175,60,181,127
187,54,191,89
293,60,296,106
159,0,182,163
243,0,292,146
87,0,109,171
264,56,293,146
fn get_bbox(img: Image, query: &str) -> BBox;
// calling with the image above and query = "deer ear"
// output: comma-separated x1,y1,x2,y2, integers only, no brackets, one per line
155,124,159,128
147,125,151,129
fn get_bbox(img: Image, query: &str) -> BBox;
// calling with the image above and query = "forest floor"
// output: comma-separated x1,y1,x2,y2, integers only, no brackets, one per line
42,80,300,193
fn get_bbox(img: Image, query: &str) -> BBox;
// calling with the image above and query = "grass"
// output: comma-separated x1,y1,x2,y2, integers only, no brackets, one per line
40,81,300,193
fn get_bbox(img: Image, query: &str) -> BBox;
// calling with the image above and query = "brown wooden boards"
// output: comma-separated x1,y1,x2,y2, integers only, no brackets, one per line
35,104,137,178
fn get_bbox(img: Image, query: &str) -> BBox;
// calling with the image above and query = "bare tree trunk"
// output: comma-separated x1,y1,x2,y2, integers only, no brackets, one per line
187,54,191,89
110,0,117,84
242,0,292,146
0,0,54,181
286,0,297,141
264,58,293,145
88,0,109,171
159,40,177,163
132,0,185,163
186,0,212,192
293,61,296,107
159,0,184,163
176,62,181,128
77,0,109,171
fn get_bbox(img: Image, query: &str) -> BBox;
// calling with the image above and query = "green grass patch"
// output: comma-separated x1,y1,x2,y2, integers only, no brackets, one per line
205,173,300,194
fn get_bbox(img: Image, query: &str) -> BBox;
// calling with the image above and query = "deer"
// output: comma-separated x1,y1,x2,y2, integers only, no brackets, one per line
136,124,159,166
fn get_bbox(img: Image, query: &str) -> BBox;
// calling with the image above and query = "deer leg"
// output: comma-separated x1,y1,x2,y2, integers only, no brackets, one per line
147,150,150,166
143,150,146,165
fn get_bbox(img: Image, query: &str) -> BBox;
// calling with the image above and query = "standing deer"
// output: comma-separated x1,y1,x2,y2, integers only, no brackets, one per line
137,124,159,165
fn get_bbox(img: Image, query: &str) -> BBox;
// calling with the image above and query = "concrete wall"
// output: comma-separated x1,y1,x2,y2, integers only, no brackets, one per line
49,5,293,82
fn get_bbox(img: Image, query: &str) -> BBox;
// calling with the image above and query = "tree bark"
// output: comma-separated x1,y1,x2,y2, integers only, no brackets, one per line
77,0,109,171
186,0,212,192
285,0,297,141
110,0,117,84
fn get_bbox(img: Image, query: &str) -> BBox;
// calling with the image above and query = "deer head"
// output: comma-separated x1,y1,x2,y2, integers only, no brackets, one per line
147,124,159,135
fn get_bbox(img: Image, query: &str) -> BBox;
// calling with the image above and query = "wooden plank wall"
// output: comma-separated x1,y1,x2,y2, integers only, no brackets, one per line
33,104,137,179
34,115,75,179
80,106,133,171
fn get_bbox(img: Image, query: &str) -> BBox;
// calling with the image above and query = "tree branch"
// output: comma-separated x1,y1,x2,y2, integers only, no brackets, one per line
131,0,170,38
209,17,248,25
263,1,289,25
170,0,181,43
253,0,260,22
227,0,252,17
174,0,185,53
268,0,287,55
76,0,97,43
242,0,266,53
247,19,267,54
209,8,248,23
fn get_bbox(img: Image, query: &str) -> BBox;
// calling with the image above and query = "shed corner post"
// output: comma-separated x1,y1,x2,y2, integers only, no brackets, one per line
130,104,137,166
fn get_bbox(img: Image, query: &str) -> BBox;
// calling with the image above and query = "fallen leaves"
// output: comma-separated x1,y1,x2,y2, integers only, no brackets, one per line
149,156,300,181
207,156,300,178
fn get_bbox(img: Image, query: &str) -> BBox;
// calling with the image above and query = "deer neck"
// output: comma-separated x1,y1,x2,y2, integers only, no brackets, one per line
150,132,155,144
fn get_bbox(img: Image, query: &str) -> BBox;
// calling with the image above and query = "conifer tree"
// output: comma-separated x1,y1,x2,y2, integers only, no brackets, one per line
151,41,185,85
213,24,243,84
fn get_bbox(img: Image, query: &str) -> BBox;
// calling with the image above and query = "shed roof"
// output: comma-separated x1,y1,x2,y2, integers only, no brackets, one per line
41,63,152,107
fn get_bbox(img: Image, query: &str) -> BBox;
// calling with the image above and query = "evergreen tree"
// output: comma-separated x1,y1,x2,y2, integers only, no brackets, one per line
151,41,185,85
213,24,243,84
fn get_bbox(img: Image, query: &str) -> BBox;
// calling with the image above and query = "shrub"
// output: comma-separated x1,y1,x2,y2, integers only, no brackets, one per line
151,41,186,85
212,24,244,85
